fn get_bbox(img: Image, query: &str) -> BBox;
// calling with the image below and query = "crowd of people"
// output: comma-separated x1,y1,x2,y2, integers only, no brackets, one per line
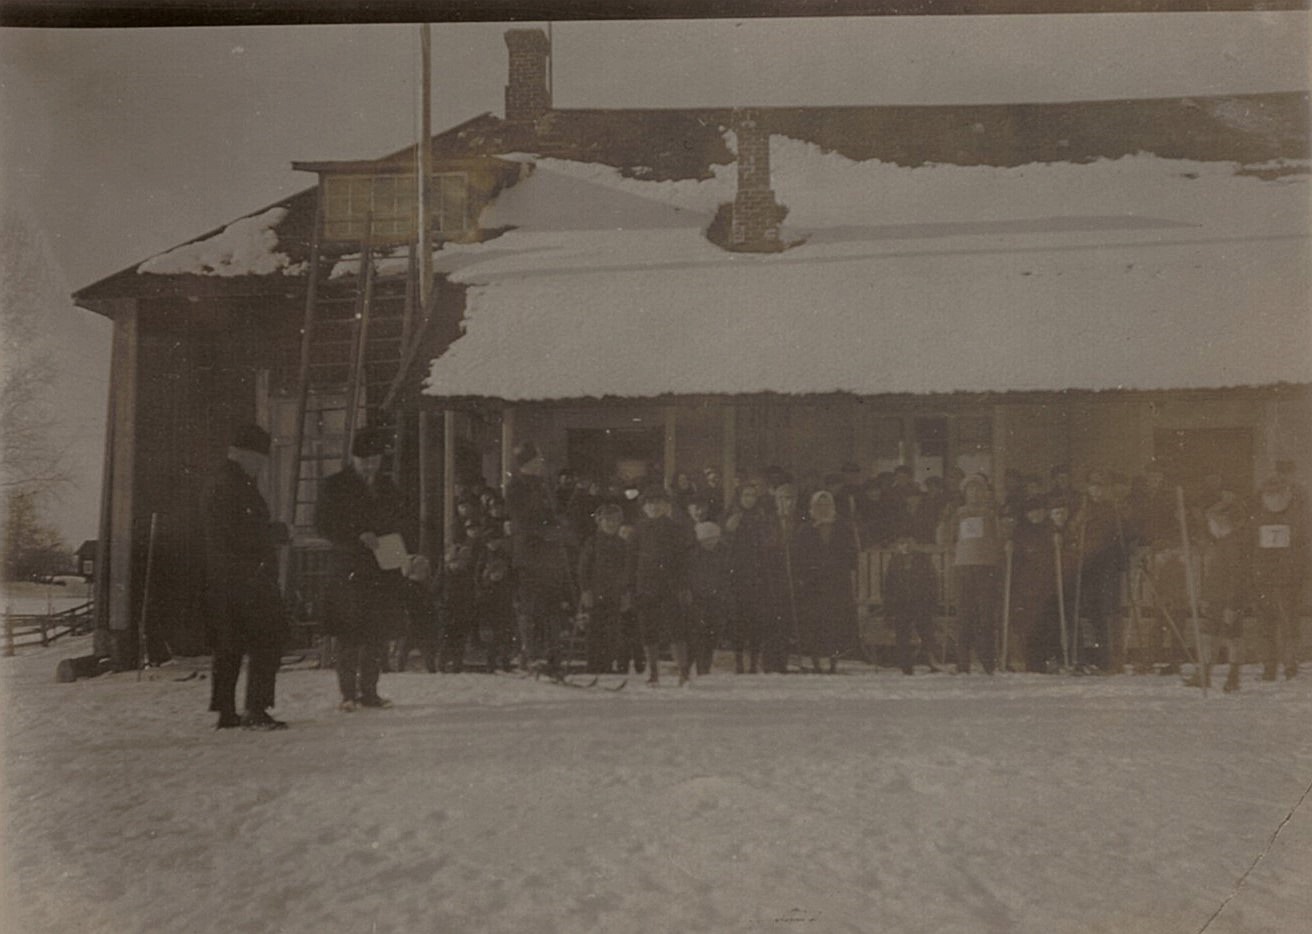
201,424,1307,730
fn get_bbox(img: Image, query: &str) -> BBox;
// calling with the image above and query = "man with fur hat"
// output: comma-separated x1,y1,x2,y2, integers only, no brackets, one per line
317,427,405,710
202,424,290,730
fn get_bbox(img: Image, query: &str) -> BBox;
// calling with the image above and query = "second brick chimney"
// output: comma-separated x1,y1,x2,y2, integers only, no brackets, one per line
504,29,552,126
729,110,785,252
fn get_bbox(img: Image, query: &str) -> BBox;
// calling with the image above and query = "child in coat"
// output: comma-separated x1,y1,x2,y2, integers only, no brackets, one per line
628,486,695,686
437,543,476,673
884,534,941,674
689,521,732,675
475,539,516,673
950,474,1004,674
577,503,632,674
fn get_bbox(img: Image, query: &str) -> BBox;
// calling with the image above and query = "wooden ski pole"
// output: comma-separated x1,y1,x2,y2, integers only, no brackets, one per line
1054,530,1069,670
1137,570,1198,666
1001,538,1014,672
1177,486,1207,696
1071,497,1088,669
136,512,160,681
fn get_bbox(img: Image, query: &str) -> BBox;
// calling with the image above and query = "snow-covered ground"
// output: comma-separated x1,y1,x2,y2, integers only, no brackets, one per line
3,636,1310,934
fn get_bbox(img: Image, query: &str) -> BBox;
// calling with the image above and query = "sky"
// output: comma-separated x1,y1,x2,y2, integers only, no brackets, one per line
0,12,1308,542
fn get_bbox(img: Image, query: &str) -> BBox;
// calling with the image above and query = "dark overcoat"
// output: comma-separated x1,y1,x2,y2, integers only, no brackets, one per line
792,519,858,657
316,467,405,640
201,458,286,650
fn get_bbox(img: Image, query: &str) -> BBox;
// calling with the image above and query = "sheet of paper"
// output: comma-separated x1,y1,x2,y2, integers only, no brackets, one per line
373,533,408,571
1258,525,1291,549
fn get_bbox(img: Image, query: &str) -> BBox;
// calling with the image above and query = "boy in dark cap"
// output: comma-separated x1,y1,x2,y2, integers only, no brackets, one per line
884,533,941,675
437,543,476,673
689,521,732,675
577,503,631,674
475,538,516,673
629,486,696,685
317,427,405,710
202,424,290,730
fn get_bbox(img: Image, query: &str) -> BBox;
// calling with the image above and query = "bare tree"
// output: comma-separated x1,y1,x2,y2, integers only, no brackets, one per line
0,206,71,496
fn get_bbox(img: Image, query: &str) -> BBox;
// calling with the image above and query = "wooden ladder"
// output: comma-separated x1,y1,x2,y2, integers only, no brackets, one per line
283,209,417,539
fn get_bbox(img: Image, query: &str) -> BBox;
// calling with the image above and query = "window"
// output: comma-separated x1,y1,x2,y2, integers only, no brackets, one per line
322,172,470,242
954,416,993,478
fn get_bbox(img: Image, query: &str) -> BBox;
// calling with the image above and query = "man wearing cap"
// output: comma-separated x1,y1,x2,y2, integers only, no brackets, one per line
317,427,405,710
202,424,290,730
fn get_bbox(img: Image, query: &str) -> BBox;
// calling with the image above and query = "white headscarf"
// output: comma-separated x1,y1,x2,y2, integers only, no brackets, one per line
810,490,837,526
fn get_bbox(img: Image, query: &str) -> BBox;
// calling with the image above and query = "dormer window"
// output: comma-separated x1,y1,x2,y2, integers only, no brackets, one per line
321,172,469,243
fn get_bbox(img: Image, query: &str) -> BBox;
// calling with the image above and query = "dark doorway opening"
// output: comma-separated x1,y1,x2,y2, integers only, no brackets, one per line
567,427,663,486
1153,427,1254,493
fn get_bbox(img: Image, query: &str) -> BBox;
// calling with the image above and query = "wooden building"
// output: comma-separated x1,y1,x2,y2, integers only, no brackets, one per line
74,29,1310,665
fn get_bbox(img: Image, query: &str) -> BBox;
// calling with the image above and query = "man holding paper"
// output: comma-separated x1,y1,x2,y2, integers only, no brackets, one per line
317,427,406,710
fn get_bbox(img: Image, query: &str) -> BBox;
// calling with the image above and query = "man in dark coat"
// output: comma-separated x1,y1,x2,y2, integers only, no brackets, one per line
316,427,405,710
505,441,573,670
202,424,289,730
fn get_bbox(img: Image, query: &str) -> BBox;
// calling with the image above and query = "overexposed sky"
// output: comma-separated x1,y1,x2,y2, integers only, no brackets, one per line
2,13,1307,289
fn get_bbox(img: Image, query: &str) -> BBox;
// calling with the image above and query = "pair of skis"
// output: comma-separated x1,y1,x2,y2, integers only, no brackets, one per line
530,662,628,691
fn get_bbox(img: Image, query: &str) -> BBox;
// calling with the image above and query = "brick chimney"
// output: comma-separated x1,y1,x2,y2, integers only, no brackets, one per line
729,110,785,252
504,29,551,126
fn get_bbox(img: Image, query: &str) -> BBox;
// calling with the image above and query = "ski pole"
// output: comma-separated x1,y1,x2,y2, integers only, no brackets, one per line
1176,486,1207,696
1137,569,1198,667
1001,539,1014,672
1071,496,1088,669
1054,531,1069,670
136,512,160,681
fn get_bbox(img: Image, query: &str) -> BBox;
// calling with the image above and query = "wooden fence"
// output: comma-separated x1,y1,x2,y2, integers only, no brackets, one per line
3,601,96,656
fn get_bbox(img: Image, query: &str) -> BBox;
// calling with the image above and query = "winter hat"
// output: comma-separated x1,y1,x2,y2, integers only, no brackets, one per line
351,427,389,458
513,441,541,468
694,521,722,543
231,424,271,457
1261,474,1291,493
642,484,671,504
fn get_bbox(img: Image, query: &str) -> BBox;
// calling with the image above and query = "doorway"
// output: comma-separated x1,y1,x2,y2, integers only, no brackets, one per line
567,426,664,486
1153,427,1254,492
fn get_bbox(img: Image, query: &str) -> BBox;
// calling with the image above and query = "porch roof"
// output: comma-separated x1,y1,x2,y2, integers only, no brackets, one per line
422,145,1310,401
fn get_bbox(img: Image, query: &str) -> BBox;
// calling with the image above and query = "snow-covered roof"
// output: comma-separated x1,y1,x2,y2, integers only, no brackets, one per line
136,207,305,278
423,141,1310,400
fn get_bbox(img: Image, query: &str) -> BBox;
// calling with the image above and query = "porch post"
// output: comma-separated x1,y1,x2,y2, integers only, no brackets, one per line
993,403,1008,503
722,402,737,508
663,405,677,489
105,303,139,663
500,405,515,496
443,409,457,552
418,411,432,556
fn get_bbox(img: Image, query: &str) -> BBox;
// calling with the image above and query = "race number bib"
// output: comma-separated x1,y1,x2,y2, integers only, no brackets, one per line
1258,525,1291,549
959,516,984,540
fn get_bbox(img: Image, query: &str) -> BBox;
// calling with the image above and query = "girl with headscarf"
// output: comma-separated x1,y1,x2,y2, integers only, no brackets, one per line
792,490,860,674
